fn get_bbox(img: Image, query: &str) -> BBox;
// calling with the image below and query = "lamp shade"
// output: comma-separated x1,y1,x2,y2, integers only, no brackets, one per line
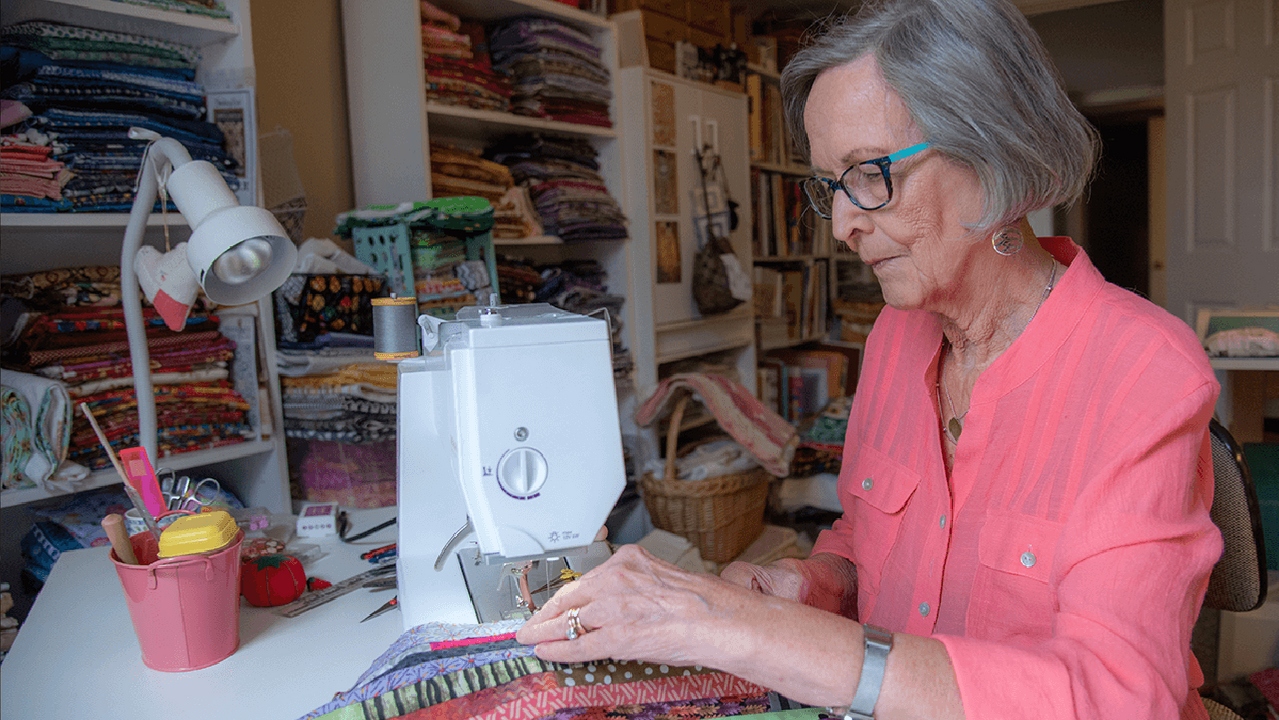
165,159,297,305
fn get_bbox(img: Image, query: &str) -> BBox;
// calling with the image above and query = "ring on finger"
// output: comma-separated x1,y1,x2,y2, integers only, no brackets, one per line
566,607,587,640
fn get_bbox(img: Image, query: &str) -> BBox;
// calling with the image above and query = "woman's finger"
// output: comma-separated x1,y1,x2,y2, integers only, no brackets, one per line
719,561,763,590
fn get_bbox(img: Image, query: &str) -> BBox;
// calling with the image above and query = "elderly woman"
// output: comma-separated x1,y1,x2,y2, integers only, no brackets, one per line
517,0,1221,717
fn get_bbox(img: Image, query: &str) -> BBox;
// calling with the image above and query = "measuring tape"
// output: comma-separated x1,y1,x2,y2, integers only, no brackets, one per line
274,562,396,618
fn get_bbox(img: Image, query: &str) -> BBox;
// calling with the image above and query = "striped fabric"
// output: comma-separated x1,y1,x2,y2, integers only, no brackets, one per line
813,238,1221,720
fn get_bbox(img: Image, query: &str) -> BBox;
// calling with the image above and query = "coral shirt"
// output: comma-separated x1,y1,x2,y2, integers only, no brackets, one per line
812,238,1221,719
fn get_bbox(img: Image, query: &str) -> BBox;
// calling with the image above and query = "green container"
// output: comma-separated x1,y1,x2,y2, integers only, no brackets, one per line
1244,443,1279,571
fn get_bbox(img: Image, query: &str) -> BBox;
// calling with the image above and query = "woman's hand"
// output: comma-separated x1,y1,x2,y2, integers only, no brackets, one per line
515,543,759,668
719,558,809,601
720,553,860,619
516,545,876,709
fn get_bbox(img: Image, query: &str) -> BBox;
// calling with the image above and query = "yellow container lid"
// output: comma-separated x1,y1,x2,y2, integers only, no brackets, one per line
157,510,238,558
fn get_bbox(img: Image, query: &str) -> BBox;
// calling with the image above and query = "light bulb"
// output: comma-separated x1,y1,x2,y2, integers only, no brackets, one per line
211,237,273,285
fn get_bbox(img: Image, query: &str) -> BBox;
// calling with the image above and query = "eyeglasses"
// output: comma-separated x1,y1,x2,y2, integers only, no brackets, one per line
801,142,931,217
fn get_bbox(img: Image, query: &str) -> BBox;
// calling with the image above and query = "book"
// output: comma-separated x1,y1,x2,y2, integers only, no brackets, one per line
780,269,805,339
747,73,764,163
771,173,787,256
753,265,783,318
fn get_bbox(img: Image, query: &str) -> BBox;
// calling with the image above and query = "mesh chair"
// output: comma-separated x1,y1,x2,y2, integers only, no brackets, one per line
1198,419,1268,720
1203,417,1267,613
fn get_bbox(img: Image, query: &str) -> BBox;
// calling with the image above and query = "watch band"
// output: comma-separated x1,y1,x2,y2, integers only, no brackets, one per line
844,624,893,720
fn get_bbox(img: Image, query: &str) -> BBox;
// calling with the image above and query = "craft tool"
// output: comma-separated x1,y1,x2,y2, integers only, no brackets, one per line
360,542,397,560
273,562,397,618
101,514,138,565
118,446,166,517
175,477,220,512
79,403,162,539
361,596,397,623
364,545,398,564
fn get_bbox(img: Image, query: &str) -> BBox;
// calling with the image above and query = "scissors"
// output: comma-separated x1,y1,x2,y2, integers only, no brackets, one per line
178,477,221,511
162,476,221,511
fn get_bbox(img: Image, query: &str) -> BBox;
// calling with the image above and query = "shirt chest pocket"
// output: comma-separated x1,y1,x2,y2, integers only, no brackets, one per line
968,513,1062,641
842,444,920,598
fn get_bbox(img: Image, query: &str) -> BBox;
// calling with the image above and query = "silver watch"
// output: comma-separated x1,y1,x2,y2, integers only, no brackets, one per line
844,624,893,720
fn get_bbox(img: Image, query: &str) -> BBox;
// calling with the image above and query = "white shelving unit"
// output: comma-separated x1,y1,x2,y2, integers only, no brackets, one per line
615,67,756,397
341,0,642,382
0,0,289,514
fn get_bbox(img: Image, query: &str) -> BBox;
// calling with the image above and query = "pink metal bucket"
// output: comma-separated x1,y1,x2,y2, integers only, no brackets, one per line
110,530,244,672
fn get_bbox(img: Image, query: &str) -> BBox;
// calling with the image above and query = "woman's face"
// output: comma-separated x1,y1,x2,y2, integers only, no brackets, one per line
804,55,987,312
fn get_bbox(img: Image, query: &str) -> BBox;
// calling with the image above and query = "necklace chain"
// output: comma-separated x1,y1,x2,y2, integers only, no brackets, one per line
939,259,1058,443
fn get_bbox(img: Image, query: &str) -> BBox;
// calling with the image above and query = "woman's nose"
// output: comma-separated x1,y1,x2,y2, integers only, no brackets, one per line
831,194,873,249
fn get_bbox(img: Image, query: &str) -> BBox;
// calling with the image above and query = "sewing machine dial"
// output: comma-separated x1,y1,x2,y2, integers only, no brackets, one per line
496,447,548,498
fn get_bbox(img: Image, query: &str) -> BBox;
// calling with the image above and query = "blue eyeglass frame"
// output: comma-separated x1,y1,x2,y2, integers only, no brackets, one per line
806,141,931,216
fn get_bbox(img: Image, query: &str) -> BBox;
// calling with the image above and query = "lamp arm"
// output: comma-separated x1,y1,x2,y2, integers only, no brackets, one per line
121,138,194,463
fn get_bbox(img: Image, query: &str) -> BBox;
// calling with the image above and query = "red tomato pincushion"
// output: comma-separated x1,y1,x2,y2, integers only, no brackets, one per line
241,553,306,607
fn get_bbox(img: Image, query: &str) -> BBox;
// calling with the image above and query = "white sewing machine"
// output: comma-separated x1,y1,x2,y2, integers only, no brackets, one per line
389,302,625,628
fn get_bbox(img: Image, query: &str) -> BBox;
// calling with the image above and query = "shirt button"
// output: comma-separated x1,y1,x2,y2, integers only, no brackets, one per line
862,477,873,491
919,602,930,617
939,515,946,529
1021,551,1036,568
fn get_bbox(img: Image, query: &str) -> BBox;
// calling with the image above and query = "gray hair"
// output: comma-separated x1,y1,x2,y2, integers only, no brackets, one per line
781,0,1099,231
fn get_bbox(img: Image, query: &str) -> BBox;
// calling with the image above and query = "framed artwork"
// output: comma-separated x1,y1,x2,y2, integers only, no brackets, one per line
207,88,257,206
1195,308,1279,356
655,221,681,284
651,80,675,146
652,149,677,215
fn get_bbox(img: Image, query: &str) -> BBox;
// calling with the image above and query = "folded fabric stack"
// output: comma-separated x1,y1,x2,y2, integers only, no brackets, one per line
0,20,239,212
430,142,541,240
420,1,512,112
494,254,544,304
272,246,397,508
0,266,252,471
0,132,70,203
278,334,398,509
489,16,612,127
488,134,628,243
297,619,811,720
109,0,232,20
278,349,397,445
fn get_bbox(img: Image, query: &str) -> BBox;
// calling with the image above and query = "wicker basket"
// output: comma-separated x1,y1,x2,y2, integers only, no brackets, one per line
639,394,771,562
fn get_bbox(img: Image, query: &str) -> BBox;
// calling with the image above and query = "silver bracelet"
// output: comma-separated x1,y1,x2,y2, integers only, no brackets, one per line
844,624,893,720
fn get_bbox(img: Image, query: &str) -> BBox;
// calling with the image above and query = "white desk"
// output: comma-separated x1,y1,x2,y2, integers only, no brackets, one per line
1,506,403,720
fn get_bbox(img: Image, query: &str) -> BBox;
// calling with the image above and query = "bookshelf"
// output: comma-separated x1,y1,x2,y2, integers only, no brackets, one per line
745,64,885,422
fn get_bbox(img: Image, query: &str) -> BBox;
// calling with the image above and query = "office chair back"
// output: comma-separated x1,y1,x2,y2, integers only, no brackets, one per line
1203,417,1267,613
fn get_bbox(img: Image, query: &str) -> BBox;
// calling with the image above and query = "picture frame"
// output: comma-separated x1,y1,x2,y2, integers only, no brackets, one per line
1195,308,1279,344
206,88,258,206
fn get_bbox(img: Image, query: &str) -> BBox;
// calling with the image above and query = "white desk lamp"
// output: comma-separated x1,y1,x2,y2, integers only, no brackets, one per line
121,129,297,463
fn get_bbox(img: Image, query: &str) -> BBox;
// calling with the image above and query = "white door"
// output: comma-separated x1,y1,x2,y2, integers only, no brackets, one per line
1164,0,1279,323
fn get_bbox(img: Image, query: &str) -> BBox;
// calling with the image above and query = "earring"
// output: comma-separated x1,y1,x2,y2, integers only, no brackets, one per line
992,227,1023,256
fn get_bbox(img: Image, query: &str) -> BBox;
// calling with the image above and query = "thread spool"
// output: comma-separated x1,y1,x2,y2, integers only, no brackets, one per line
372,296,420,360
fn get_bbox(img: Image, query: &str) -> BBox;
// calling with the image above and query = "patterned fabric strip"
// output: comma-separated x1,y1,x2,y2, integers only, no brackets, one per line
400,672,560,720
528,691,771,720
478,672,770,720
363,657,551,719
366,643,539,689
556,661,718,687
361,620,528,678
430,632,518,651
